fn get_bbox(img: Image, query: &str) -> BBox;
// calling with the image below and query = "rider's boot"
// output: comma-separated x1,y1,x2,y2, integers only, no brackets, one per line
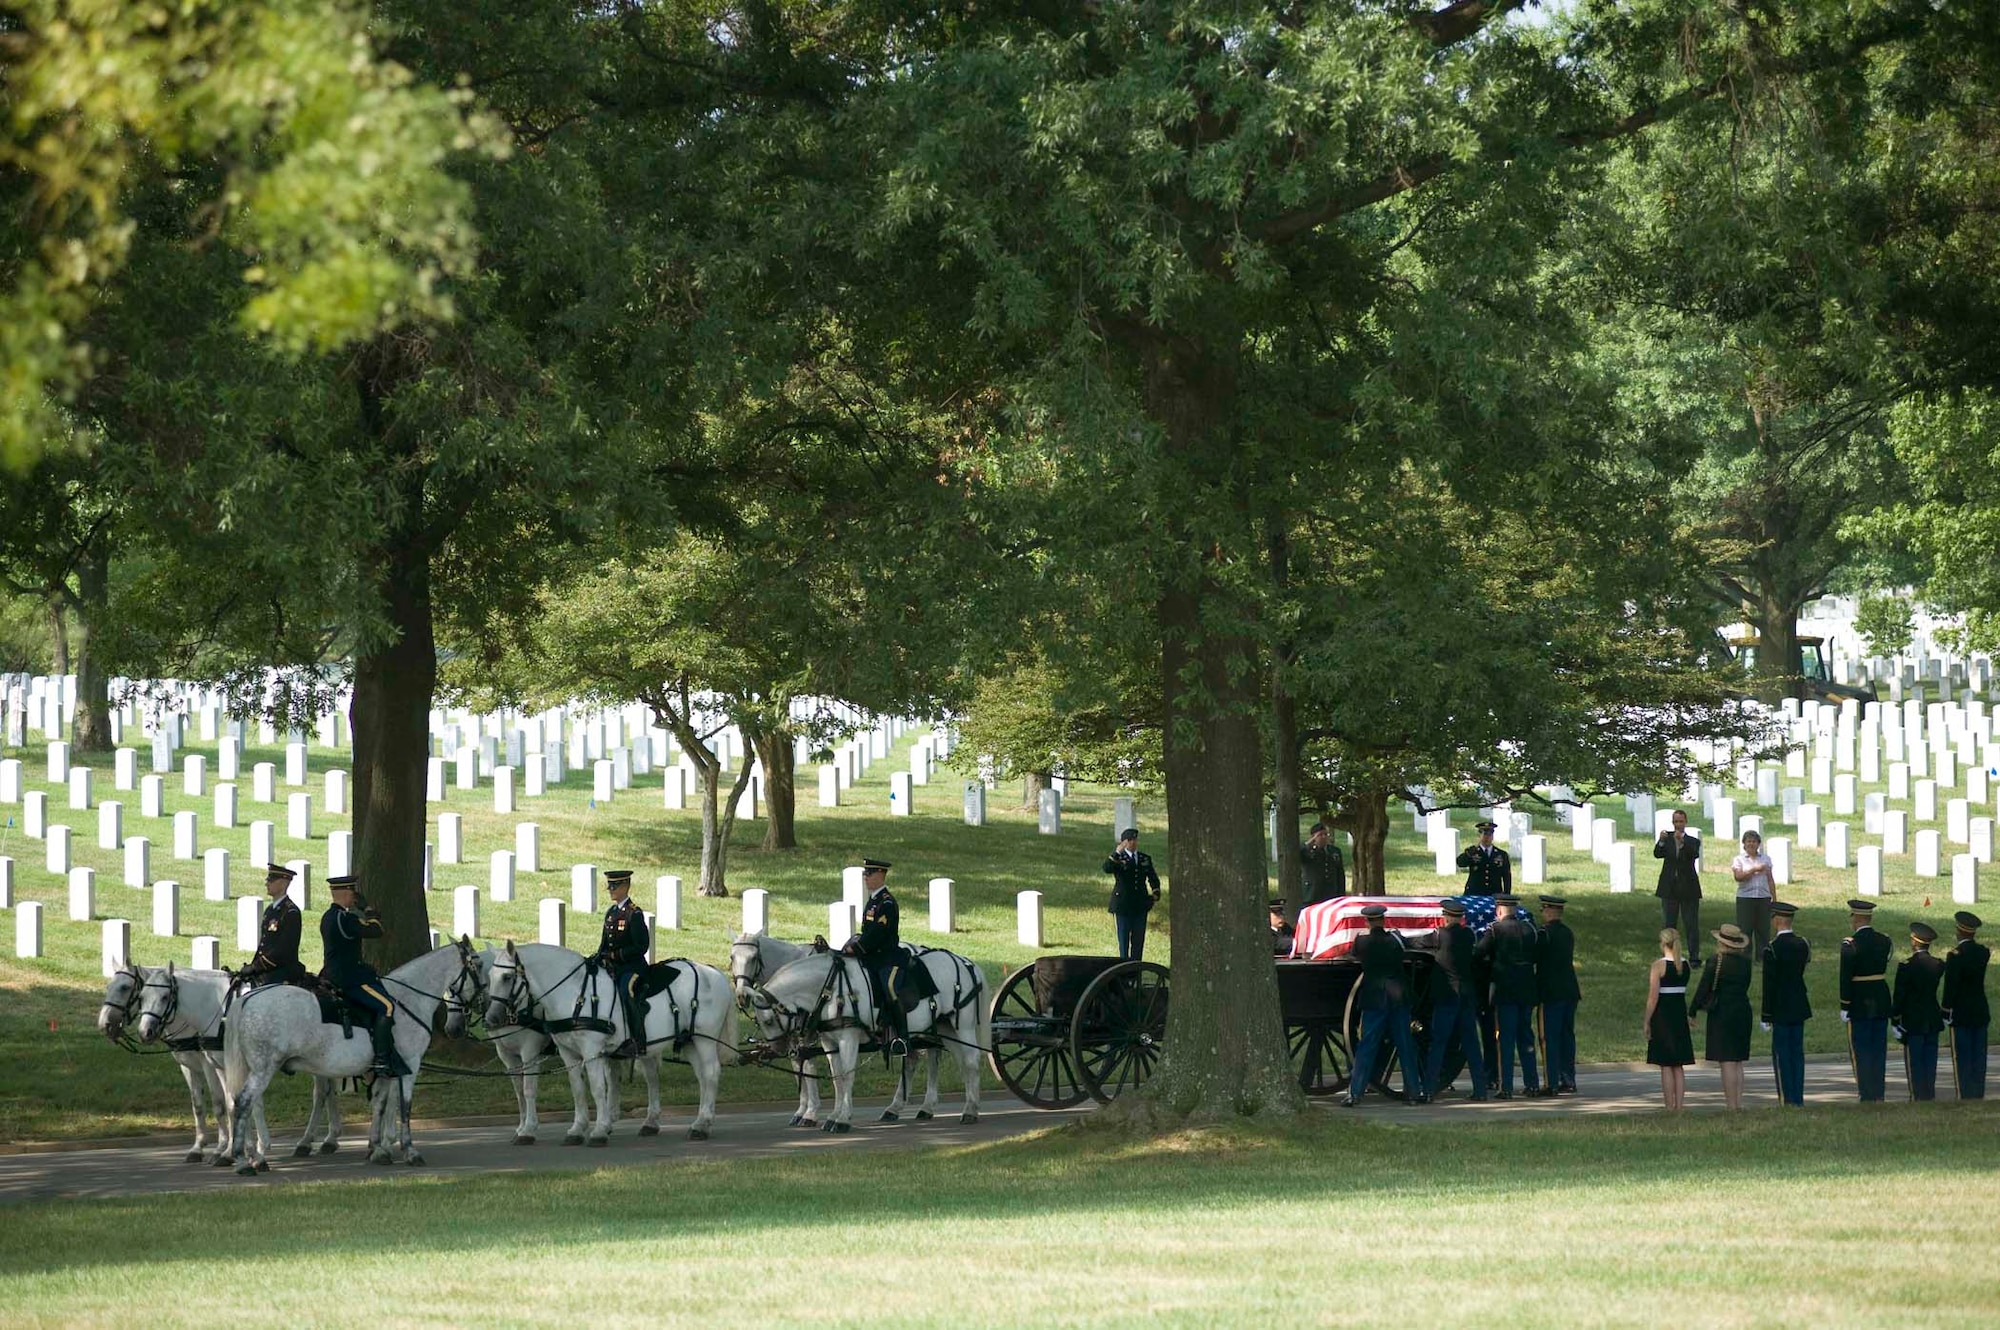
614,992,648,1059
372,1017,410,1077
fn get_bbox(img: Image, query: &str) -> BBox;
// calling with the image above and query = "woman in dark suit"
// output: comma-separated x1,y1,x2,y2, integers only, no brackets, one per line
1692,923,1754,1109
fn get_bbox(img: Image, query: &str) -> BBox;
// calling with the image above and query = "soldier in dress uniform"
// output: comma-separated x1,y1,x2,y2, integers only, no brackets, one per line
1299,822,1347,908
1456,820,1512,897
1474,895,1542,1098
1839,898,1893,1103
1103,829,1161,961
241,864,306,986
842,858,906,1053
594,870,651,1058
1535,895,1581,1095
1343,905,1427,1107
1269,899,1295,957
319,875,407,1076
1892,921,1946,1101
1415,898,1488,1100
1761,900,1812,1107
1942,911,1989,1100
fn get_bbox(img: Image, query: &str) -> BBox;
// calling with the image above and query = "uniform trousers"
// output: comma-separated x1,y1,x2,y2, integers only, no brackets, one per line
1902,1032,1939,1101
1770,1022,1807,1106
1850,1017,1888,1102
1424,997,1487,1098
1495,1001,1540,1095
1349,1003,1424,1104
1539,1000,1577,1090
1113,911,1148,962
1952,1024,1989,1099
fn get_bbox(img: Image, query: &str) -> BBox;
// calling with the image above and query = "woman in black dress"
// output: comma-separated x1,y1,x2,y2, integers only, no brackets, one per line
1642,928,1694,1110
1693,923,1754,1109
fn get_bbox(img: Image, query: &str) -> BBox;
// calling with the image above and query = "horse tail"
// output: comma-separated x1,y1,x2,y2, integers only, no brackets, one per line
970,953,992,1052
703,965,741,1065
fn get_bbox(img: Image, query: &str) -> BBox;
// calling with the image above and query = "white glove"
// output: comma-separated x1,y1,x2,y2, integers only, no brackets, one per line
1840,1011,1851,1024
1760,1022,1772,1033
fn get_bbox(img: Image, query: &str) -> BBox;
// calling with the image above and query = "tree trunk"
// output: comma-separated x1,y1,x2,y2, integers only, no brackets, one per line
1020,769,1048,811
1339,789,1390,895
1753,589,1805,702
754,728,798,851
47,598,69,677
650,705,749,898
1270,681,1301,920
68,548,113,754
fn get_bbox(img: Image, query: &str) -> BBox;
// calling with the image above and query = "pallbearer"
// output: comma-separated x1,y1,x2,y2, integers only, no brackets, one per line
1342,904,1426,1107
1474,894,1541,1099
1535,895,1580,1095
1839,899,1893,1103
1761,901,1811,1107
1942,911,1990,1100
1892,921,1945,1101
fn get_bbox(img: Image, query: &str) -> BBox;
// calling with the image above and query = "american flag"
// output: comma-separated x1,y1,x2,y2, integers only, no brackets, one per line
1292,895,1499,961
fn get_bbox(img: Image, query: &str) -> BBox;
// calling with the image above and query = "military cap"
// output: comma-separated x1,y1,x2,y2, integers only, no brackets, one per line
1955,911,1983,932
1770,900,1799,917
265,864,297,881
1847,899,1877,914
1474,819,1498,831
1359,904,1388,920
1439,899,1467,917
1268,899,1286,913
604,869,634,887
326,875,357,891
1911,922,1938,944
1538,895,1567,909
1118,828,1140,841
862,858,893,871
1494,894,1521,906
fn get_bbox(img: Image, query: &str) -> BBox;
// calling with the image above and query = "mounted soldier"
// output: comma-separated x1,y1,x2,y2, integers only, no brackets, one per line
842,857,907,1055
318,874,408,1076
595,870,651,1058
240,864,306,987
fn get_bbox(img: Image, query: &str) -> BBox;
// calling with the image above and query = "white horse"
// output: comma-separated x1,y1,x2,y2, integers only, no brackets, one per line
221,943,473,1175
727,932,826,1126
484,941,739,1144
440,941,555,1145
740,943,988,1132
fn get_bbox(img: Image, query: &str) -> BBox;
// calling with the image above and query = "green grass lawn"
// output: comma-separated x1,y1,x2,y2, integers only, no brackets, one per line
0,719,1993,1140
2,1106,1997,1326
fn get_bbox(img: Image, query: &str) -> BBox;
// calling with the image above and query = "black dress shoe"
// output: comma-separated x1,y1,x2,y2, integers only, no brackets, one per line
1495,1091,1513,1101
1340,1098,1360,1109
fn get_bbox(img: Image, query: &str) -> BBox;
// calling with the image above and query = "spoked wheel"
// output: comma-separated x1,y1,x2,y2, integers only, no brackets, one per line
987,962,1089,1109
1072,961,1169,1103
1287,1018,1351,1096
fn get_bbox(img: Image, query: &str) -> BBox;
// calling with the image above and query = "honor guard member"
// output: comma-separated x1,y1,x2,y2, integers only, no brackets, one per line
319,875,408,1076
1535,896,1581,1095
595,871,651,1058
1342,905,1427,1107
1892,921,1947,1101
1103,829,1161,961
1474,895,1543,1098
1456,820,1512,898
842,858,907,1054
1416,899,1488,1100
1299,822,1347,908
1839,898,1893,1102
1942,911,1990,1099
1761,901,1812,1107
1269,899,1296,957
241,864,306,986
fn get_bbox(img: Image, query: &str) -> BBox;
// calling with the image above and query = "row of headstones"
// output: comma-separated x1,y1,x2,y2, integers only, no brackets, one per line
9,739,333,797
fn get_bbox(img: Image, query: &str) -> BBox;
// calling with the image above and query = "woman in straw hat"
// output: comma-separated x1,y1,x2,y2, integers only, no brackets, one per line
1693,922,1755,1109
1642,928,1695,1109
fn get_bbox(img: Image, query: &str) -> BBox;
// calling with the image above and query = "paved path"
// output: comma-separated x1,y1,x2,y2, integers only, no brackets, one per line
0,1053,1949,1203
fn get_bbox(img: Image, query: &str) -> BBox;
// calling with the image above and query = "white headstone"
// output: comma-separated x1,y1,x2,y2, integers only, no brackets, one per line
525,761,547,799
1609,841,1636,892
1591,817,1617,864
1971,817,1994,865
1953,853,1981,904
285,860,311,911
1857,845,1883,897
172,809,198,861
204,847,230,902
427,757,446,802
513,822,540,874
45,740,68,785
1755,768,1780,807
113,748,137,791
96,799,123,851
890,770,914,817
1522,834,1547,884
928,877,955,933
182,755,206,798
64,765,90,812
826,899,857,949
15,899,43,957
235,895,260,952
1884,809,1909,855
592,759,614,803
1434,834,1460,876
1037,787,1060,834
453,884,480,939
325,769,348,817
456,748,477,791
1810,757,1832,795
1798,804,1822,850
655,874,681,930
1768,836,1792,885
67,865,95,920
537,896,566,947
152,880,180,936
1571,802,1595,851
100,917,131,977
324,829,351,878
570,862,598,914
843,865,866,913
742,888,770,934
1015,890,1044,947
22,790,46,841
252,762,276,804
218,736,239,782
438,813,463,865
192,935,221,971
249,821,274,870
489,850,516,902
1824,822,1850,870
286,792,311,841
1949,797,1971,844
1712,797,1737,841
44,823,70,875
1916,829,1942,878
213,783,238,830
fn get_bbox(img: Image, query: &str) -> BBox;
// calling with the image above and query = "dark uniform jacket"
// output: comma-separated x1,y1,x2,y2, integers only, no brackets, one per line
1536,919,1581,1005
1892,950,1946,1036
1299,841,1346,905
1475,914,1540,1006
596,897,649,972
855,886,900,966
1456,843,1512,897
1839,926,1894,1021
319,903,385,991
1653,831,1703,900
1942,938,1991,1028
1416,922,1476,1002
1354,928,1409,1011
248,895,305,984
1102,850,1160,915
1270,921,1295,957
1762,930,1813,1025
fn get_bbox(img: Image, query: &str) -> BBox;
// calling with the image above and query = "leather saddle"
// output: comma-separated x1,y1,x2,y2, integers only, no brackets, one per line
313,987,380,1036
631,960,683,1001
885,946,938,1014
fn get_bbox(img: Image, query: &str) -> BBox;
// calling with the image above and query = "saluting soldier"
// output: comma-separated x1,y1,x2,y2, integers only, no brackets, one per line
241,864,306,987
1299,822,1347,908
1535,896,1581,1096
1474,895,1542,1099
1839,899,1893,1103
1892,921,1946,1101
1456,820,1512,897
1103,829,1161,961
1942,911,1989,1100
1342,905,1427,1107
594,870,650,1058
842,858,907,1054
1415,899,1488,1100
318,875,407,1076
1761,901,1812,1107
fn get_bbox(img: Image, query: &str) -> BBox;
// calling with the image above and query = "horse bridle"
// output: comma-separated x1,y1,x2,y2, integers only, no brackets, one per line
443,938,487,1028
486,950,538,1028
101,963,144,1038
138,972,183,1035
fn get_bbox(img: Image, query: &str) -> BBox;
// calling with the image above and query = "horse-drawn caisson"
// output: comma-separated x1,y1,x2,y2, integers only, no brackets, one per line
984,896,1487,1109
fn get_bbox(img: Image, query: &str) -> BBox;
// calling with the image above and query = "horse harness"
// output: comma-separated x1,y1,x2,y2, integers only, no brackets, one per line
751,946,984,1055
492,953,699,1051
108,964,223,1054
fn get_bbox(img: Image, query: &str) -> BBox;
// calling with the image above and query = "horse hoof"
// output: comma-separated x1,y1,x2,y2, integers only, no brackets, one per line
291,1144,313,1158
211,1154,234,1169
235,1164,259,1177
255,1160,271,1173
960,1111,977,1125
405,1154,425,1167
562,1136,584,1148
878,1111,899,1123
797,1119,816,1130
369,1151,393,1166
687,1127,709,1141
318,1142,338,1156
820,1120,836,1134
513,1135,536,1147
834,1121,852,1135
787,1114,803,1127
637,1123,660,1137
185,1150,207,1164
915,1110,933,1121
586,1136,609,1149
